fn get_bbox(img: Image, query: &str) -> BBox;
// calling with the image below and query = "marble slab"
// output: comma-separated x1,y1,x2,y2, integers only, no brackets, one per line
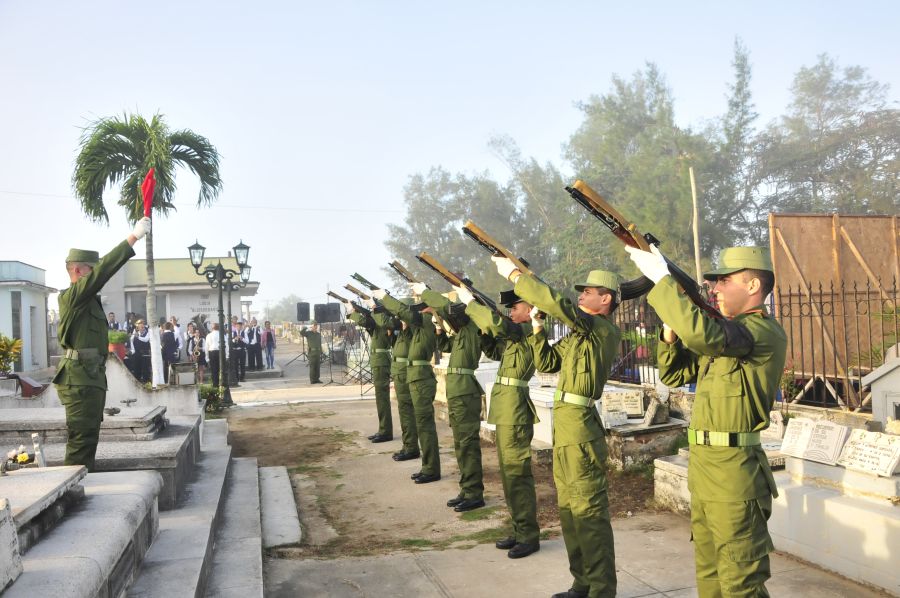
0,406,166,430
0,466,86,528
837,429,900,477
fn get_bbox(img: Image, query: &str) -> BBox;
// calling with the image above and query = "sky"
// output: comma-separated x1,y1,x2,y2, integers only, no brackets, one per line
1,1,898,316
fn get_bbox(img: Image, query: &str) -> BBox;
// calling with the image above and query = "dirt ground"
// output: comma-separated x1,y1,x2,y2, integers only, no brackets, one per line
225,400,657,560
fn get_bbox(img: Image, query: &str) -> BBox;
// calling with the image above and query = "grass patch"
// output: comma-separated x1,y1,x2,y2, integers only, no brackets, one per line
458,505,504,521
670,430,689,453
622,462,655,480
401,538,435,547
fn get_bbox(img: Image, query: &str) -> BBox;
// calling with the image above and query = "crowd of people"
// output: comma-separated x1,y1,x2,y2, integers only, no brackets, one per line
106,311,278,385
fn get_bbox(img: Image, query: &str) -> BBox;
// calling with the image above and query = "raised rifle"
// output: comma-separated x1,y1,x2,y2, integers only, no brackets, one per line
327,291,371,317
389,260,429,289
565,179,721,318
350,272,382,292
460,221,547,319
415,252,499,313
343,284,371,302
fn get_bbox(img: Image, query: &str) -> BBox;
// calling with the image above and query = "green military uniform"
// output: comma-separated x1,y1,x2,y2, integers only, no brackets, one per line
380,294,440,477
54,242,136,471
517,270,621,598
422,289,484,501
390,316,419,457
349,308,393,438
649,247,787,598
299,326,322,383
466,298,540,545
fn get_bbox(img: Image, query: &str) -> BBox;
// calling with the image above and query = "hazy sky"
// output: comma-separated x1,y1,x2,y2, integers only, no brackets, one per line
2,1,897,314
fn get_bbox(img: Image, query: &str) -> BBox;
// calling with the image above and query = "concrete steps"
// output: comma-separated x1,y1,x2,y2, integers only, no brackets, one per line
204,458,264,597
4,470,163,598
259,466,302,549
128,419,231,598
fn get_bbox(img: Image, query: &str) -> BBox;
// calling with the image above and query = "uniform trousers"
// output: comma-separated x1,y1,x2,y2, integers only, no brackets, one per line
447,392,483,499
495,424,539,544
408,377,440,476
372,365,392,436
308,354,321,383
57,384,106,472
554,437,616,598
690,494,773,598
393,369,418,454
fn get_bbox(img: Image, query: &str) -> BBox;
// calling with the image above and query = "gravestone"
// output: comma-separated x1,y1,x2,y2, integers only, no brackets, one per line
602,390,644,417
762,411,785,440
780,417,815,458
837,429,900,477
1,498,22,590
801,420,850,465
602,409,628,428
642,397,669,426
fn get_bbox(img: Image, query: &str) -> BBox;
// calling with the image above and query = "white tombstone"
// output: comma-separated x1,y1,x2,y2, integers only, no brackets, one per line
837,429,900,477
780,417,816,458
861,358,900,430
602,390,644,417
801,420,850,465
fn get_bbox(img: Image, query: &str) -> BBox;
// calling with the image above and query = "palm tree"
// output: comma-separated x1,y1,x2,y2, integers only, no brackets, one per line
72,112,222,386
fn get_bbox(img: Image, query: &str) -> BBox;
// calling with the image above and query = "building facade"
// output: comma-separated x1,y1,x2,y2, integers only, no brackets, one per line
0,261,56,371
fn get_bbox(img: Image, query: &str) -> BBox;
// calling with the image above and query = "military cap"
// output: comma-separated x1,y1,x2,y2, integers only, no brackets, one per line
574,270,621,294
309,319,317,325
499,289,524,308
66,248,100,264
703,246,773,280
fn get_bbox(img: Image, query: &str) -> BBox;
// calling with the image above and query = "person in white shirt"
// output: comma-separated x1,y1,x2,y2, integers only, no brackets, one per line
170,316,184,360
205,323,229,386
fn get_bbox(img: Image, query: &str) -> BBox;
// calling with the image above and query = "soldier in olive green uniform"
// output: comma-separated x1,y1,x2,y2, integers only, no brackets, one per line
375,289,441,483
415,284,485,511
494,257,621,598
627,245,787,598
387,298,420,461
54,218,150,471
299,322,322,383
459,286,541,559
347,301,393,442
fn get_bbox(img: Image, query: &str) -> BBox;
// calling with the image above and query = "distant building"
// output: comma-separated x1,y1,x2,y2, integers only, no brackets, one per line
0,261,56,371
102,255,260,329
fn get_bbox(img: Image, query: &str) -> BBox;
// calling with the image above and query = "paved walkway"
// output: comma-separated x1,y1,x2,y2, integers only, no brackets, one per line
234,340,891,598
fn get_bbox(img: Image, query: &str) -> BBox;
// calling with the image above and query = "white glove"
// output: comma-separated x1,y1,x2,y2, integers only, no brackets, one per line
625,244,670,284
491,255,520,281
410,282,428,296
452,285,475,305
530,305,544,331
365,298,376,309
131,217,151,240
371,288,387,300
346,303,355,314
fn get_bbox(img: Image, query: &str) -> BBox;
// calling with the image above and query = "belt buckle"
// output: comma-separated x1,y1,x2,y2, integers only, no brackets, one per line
701,431,711,446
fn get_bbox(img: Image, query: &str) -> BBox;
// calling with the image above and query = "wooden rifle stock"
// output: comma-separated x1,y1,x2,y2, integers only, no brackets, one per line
343,284,371,302
462,221,537,278
415,252,499,313
327,291,370,317
389,260,428,289
351,273,381,292
565,179,721,318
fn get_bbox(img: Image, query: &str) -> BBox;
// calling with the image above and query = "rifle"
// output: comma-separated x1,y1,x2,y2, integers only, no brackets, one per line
389,260,429,289
460,221,547,319
350,272,382,292
565,179,721,318
343,284,371,302
327,291,371,318
415,252,499,313
462,221,540,279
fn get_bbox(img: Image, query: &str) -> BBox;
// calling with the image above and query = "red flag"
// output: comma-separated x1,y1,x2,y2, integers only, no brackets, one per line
141,168,156,218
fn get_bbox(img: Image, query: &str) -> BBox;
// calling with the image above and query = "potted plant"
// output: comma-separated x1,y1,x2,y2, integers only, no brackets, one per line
0,334,23,377
108,330,129,360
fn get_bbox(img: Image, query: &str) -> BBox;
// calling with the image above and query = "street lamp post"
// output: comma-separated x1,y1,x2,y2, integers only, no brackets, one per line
224,265,251,386
188,240,250,407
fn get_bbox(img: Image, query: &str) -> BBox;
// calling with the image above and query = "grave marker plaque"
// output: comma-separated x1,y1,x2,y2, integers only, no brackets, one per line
780,418,815,458
837,429,900,477
602,390,644,417
801,420,850,465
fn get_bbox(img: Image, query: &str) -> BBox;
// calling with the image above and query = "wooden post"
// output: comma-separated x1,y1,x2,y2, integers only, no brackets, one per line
689,166,702,282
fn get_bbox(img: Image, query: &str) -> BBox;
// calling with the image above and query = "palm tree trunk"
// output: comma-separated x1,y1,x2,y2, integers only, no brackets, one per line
145,228,165,387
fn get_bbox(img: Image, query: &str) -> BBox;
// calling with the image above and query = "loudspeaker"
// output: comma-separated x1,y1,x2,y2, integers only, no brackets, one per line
296,302,310,322
313,303,342,324
331,349,347,366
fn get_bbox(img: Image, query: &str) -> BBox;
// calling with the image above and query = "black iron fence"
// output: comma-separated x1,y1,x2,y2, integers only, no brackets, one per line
543,279,899,412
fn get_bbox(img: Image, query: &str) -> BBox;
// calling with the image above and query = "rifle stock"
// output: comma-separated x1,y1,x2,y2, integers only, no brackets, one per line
415,252,499,313
462,221,537,278
389,260,428,289
565,179,721,318
328,291,371,318
351,272,381,292
344,283,371,301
